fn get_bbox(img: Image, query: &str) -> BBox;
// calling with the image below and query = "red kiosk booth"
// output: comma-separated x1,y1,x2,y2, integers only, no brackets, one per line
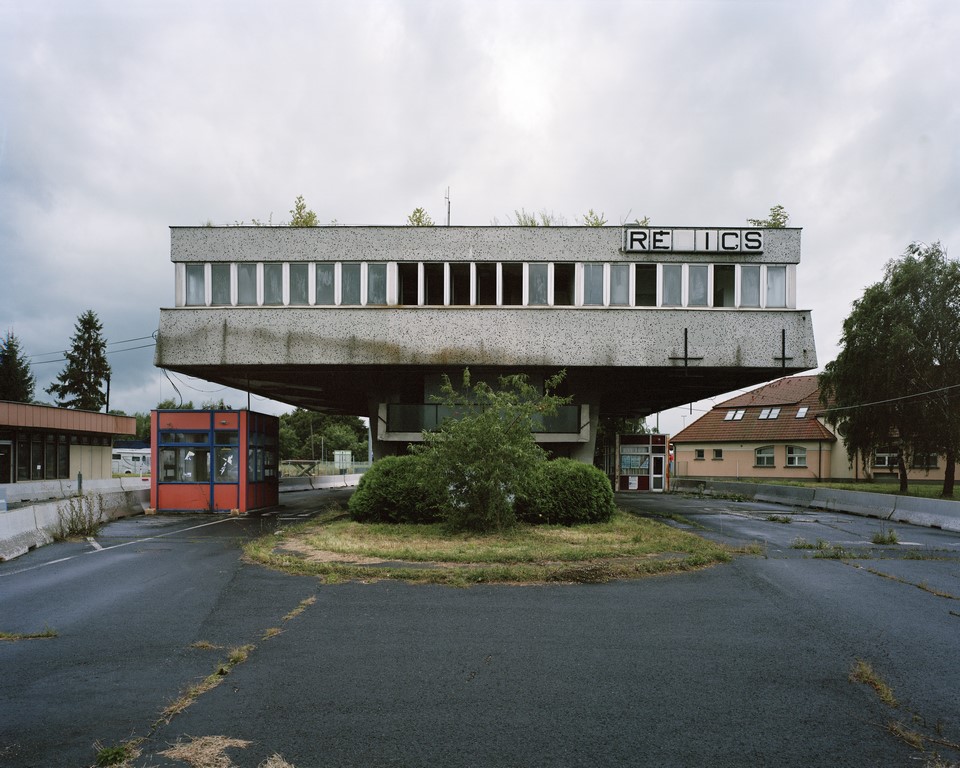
150,409,279,513
616,433,669,492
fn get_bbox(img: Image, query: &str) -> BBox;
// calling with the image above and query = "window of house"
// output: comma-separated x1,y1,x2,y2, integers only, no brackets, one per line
211,264,231,305
662,264,682,306
263,263,283,305
766,265,787,307
397,263,419,305
238,264,258,305
316,264,335,305
340,263,361,305
424,263,445,305
688,265,708,306
873,448,898,468
502,264,523,305
528,263,549,305
713,448,723,460
724,410,736,421
755,445,775,467
635,264,657,306
476,263,497,305
911,453,939,469
786,445,807,467
583,264,604,305
695,449,705,460
759,408,781,420
796,406,809,418
554,264,575,306
713,265,736,307
610,264,630,306
289,263,309,305
741,265,761,307
367,263,387,305
733,409,745,420
450,263,471,305
185,265,205,306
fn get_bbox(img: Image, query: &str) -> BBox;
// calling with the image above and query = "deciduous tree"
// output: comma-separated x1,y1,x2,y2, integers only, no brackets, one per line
747,204,790,228
0,331,36,402
820,242,960,496
413,369,570,532
288,195,319,227
406,207,434,226
46,310,111,411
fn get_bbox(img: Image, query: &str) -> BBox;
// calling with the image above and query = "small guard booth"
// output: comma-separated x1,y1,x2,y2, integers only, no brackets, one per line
150,409,279,513
616,433,669,492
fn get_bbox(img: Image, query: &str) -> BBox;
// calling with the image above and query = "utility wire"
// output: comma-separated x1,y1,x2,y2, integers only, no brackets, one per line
28,334,158,360
820,381,960,414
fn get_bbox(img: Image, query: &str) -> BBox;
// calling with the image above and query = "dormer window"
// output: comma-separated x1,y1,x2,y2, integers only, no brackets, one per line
796,407,808,418
758,408,781,420
724,409,745,421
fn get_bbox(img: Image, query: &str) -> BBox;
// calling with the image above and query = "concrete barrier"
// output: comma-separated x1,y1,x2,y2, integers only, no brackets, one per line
0,482,149,562
670,478,960,531
279,474,363,492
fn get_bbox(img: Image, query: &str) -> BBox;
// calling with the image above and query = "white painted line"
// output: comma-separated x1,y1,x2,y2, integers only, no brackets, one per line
0,517,239,578
86,537,103,551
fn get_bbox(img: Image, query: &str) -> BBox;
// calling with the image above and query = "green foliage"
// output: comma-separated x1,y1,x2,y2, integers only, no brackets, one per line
278,408,368,461
581,209,608,227
747,204,790,228
820,242,960,496
157,398,195,410
54,492,105,539
348,455,446,524
288,195,319,227
511,208,565,226
516,458,615,525
406,207,434,226
45,310,111,411
413,369,570,532
0,330,36,402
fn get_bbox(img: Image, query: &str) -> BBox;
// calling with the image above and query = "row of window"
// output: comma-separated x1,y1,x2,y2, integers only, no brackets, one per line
724,406,809,422
1,431,110,482
181,261,793,309
695,445,808,467
873,450,939,470
157,430,277,483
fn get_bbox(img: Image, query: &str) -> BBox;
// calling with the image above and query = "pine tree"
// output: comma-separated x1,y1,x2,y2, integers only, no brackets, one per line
0,331,36,402
46,310,111,411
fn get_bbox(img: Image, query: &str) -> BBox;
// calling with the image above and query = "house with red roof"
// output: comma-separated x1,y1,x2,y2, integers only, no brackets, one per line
671,375,951,483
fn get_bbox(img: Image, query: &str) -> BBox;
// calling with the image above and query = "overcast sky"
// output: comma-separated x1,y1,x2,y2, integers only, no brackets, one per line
1,0,958,436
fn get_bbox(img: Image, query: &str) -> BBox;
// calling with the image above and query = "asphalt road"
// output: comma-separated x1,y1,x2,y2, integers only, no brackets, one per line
1,489,958,767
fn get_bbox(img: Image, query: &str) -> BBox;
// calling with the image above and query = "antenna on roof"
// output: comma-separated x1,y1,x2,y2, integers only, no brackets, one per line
445,187,451,226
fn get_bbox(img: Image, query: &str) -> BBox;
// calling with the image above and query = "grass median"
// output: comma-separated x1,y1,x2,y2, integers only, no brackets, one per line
244,506,738,586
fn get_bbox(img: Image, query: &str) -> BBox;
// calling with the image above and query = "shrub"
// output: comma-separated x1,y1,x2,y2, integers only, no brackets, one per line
348,455,446,524
516,458,615,525
54,492,105,539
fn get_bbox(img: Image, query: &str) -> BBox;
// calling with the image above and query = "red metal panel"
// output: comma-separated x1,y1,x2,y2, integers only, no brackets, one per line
155,411,212,431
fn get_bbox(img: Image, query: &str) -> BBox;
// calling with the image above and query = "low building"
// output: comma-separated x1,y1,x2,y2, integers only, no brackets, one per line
154,224,819,462
0,401,135,485
671,375,957,483
150,409,279,513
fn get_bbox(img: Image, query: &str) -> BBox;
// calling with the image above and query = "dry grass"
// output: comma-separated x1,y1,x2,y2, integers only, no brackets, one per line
282,596,316,621
245,509,734,586
850,659,898,707
160,646,255,722
0,628,57,641
159,736,252,768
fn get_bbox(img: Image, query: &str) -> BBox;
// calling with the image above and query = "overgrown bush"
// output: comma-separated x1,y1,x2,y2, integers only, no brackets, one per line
54,492,105,539
516,458,615,526
348,455,446,524
414,369,569,532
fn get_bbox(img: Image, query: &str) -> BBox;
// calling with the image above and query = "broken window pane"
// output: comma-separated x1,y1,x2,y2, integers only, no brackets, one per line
553,263,575,306
316,264,335,305
583,264,603,305
476,263,497,305
714,265,735,307
367,263,387,305
529,263,548,305
263,263,283,305
211,264,231,305
502,263,523,305
424,263,444,305
741,265,760,307
662,264,681,306
450,263,470,305
289,263,308,305
237,264,257,305
186,265,205,306
398,263,419,305
635,264,657,306
610,264,629,305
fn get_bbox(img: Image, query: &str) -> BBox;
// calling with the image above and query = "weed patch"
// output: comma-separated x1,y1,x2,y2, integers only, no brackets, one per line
160,645,255,722
94,739,141,767
0,627,57,641
850,659,898,707
872,527,899,545
54,492,105,539
766,514,792,524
